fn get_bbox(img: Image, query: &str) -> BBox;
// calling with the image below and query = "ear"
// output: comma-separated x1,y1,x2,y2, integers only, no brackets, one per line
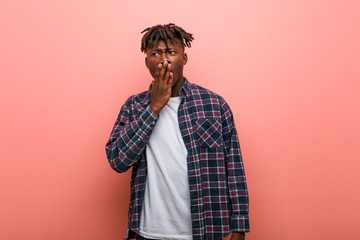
183,53,188,65
145,56,149,69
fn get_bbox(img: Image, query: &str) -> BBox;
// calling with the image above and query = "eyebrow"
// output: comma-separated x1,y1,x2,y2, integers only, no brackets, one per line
152,47,176,52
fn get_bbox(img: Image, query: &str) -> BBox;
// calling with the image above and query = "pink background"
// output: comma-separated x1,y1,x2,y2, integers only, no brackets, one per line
1,1,359,239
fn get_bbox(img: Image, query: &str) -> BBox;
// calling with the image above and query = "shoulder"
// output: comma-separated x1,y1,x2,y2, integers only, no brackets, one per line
118,89,149,120
187,82,235,122
123,90,148,107
189,82,229,108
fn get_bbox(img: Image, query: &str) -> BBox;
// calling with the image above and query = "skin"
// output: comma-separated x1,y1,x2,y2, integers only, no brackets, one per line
144,39,246,240
145,39,187,116
231,232,245,240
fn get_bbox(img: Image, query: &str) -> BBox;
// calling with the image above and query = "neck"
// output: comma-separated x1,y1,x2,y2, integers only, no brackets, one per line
171,77,185,97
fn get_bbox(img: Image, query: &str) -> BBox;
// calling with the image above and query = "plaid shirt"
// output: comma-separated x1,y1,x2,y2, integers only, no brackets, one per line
105,78,249,240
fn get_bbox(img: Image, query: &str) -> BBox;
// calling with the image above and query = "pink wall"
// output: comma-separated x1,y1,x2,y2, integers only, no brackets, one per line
1,1,359,239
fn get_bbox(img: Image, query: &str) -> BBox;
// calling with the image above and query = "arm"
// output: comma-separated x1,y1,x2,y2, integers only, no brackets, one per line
105,61,173,172
105,100,158,173
221,99,250,233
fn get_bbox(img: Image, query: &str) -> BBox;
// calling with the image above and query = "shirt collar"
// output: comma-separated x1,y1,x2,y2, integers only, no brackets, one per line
142,77,191,106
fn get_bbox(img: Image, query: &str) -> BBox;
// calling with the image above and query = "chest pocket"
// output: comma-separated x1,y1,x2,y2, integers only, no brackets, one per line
195,118,223,148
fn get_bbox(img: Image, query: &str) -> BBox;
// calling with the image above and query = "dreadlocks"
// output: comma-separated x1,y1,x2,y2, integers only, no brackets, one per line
141,23,194,52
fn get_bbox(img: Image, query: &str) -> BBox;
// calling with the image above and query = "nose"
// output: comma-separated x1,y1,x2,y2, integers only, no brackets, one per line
160,53,170,64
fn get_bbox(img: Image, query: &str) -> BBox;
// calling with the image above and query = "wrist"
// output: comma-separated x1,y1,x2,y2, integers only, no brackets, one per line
149,103,161,116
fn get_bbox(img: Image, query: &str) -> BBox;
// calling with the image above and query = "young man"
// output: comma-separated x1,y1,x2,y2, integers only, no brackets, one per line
105,23,249,240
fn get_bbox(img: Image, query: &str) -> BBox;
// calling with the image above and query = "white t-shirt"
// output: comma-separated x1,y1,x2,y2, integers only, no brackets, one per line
139,97,192,240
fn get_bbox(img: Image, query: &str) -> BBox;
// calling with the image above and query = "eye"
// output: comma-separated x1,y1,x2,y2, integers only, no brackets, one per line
168,51,176,55
151,52,160,56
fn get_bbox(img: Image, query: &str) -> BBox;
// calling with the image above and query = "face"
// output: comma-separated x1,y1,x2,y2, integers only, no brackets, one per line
145,39,188,88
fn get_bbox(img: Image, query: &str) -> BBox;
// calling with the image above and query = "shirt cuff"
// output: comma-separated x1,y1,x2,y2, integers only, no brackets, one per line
231,214,250,232
130,105,158,136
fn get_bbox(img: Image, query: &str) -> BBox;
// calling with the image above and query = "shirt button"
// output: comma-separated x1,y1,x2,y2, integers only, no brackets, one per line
137,138,141,142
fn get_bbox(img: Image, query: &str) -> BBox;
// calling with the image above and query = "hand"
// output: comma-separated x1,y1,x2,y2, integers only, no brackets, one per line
149,60,173,116
230,232,245,240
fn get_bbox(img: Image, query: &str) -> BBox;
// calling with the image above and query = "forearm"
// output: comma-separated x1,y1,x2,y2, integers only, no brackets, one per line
226,147,250,231
106,105,158,172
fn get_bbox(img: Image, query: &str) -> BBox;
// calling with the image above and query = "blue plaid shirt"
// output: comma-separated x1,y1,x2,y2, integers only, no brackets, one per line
105,78,249,240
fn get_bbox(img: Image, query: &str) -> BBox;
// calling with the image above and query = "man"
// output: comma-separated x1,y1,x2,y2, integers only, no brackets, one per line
105,23,249,240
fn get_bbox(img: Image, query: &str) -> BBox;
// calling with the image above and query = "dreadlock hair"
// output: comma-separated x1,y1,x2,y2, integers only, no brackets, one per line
141,23,194,53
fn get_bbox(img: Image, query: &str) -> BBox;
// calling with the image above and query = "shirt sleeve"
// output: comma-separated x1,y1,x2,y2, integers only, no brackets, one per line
105,96,158,173
221,99,250,232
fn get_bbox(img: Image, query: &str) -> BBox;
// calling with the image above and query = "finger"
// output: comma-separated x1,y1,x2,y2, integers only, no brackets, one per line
167,72,173,87
158,61,168,83
154,63,162,82
164,63,171,83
